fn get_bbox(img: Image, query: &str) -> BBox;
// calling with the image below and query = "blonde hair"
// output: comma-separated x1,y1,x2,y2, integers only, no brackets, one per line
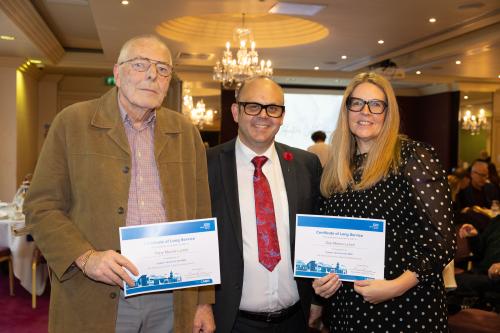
320,72,401,196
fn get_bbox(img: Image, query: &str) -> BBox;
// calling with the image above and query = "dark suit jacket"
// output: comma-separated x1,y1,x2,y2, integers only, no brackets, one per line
207,139,323,333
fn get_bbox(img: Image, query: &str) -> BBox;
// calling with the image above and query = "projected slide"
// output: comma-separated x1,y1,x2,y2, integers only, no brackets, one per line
276,92,343,150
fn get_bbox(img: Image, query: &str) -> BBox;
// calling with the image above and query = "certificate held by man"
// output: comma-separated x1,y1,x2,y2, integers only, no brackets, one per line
294,214,385,281
119,218,220,296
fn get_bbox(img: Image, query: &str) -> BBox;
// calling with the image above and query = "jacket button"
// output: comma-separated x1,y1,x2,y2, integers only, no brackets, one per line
117,207,124,214
122,166,129,174
109,292,117,299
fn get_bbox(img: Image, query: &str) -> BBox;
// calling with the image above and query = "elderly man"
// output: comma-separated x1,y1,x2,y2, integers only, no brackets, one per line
24,35,214,333
207,77,322,332
457,159,500,211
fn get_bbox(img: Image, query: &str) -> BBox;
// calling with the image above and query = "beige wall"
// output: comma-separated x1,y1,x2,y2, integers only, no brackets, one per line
16,70,39,187
491,89,500,166
37,75,62,153
0,67,18,201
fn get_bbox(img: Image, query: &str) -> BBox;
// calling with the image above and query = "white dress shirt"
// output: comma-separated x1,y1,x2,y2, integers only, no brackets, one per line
235,137,300,312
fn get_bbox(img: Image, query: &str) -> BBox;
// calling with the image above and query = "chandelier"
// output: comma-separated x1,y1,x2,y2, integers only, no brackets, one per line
462,108,489,135
213,13,273,87
182,84,215,129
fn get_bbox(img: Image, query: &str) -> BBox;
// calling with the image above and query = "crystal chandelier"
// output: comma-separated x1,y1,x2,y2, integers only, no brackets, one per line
462,108,489,135
182,84,215,129
213,13,273,87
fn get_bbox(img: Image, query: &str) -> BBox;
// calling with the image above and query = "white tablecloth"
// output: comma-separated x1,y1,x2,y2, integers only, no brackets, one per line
0,219,48,296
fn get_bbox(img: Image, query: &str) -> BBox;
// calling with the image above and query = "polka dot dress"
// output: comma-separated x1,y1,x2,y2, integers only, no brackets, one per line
320,139,456,333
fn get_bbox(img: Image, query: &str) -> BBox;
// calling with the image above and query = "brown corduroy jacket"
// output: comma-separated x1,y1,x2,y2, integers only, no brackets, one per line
24,87,214,333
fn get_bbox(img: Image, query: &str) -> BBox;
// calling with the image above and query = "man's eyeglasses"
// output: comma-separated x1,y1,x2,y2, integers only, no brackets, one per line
118,57,173,77
347,97,387,114
238,102,285,118
472,170,488,179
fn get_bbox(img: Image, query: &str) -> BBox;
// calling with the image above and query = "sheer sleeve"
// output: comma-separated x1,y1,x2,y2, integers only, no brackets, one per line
403,141,456,283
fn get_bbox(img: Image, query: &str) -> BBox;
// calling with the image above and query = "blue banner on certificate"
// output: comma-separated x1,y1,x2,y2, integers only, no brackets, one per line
119,218,220,296
294,214,385,281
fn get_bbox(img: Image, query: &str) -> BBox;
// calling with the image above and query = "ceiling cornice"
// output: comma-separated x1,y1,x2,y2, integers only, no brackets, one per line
0,0,64,64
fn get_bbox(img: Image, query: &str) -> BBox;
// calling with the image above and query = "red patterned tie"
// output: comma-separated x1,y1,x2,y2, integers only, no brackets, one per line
251,156,281,271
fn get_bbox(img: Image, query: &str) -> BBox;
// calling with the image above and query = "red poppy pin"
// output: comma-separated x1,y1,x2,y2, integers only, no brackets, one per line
283,151,294,161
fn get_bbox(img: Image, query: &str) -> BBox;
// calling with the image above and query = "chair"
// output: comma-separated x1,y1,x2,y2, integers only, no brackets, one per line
31,246,49,309
12,224,50,309
449,308,500,332
0,245,14,296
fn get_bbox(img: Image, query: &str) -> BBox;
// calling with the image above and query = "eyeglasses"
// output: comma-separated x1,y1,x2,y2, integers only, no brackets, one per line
237,102,285,118
472,170,488,178
347,97,387,114
118,57,173,77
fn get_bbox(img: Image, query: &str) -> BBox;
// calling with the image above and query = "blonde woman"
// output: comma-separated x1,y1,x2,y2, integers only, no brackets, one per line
312,72,455,332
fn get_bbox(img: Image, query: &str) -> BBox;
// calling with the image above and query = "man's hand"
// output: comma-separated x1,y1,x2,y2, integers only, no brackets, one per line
312,273,342,298
354,270,418,304
488,263,500,280
308,304,323,329
192,304,215,333
459,223,478,239
75,250,138,287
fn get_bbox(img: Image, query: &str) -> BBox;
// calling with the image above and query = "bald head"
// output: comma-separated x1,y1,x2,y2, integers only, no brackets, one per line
236,76,284,104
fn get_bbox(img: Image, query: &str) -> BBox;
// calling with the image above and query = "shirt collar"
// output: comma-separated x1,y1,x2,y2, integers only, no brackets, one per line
235,136,277,166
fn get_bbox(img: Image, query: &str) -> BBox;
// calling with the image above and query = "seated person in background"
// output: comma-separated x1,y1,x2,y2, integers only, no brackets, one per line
448,167,470,210
307,130,331,167
456,160,500,232
457,159,500,212
449,220,500,311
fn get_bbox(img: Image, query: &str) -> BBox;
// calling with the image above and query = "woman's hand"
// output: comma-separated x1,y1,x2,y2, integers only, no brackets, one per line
312,273,342,298
459,223,478,239
353,270,418,304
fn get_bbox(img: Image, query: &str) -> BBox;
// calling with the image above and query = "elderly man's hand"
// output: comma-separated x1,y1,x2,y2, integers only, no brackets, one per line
76,250,139,287
192,304,215,333
312,273,342,298
488,263,500,280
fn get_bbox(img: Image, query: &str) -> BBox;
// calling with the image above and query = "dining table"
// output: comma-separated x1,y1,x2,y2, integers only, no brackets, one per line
0,216,48,296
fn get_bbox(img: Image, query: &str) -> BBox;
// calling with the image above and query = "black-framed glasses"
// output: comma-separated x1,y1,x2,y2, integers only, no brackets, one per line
118,57,173,77
347,97,387,114
472,170,488,178
237,102,285,118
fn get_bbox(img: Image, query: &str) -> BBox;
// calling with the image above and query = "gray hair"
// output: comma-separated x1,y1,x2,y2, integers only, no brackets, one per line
117,34,172,65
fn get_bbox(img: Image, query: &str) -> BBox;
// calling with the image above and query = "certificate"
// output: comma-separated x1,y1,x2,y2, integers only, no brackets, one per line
119,218,220,296
294,214,385,281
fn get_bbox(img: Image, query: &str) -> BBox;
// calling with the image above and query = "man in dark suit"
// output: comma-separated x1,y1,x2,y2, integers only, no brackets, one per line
207,77,323,332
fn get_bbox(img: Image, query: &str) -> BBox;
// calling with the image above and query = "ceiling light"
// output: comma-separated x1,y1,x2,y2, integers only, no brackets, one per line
341,55,347,59
464,95,469,100
269,2,326,16
429,17,437,23
462,108,489,135
314,66,319,70
498,74,500,78
0,35,15,41
213,13,273,87
416,70,422,75
455,60,462,65
377,40,384,44
121,0,129,5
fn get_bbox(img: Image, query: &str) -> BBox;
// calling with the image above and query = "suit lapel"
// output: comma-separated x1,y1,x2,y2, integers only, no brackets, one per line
275,143,298,252
154,107,182,160
220,141,243,253
90,88,130,156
